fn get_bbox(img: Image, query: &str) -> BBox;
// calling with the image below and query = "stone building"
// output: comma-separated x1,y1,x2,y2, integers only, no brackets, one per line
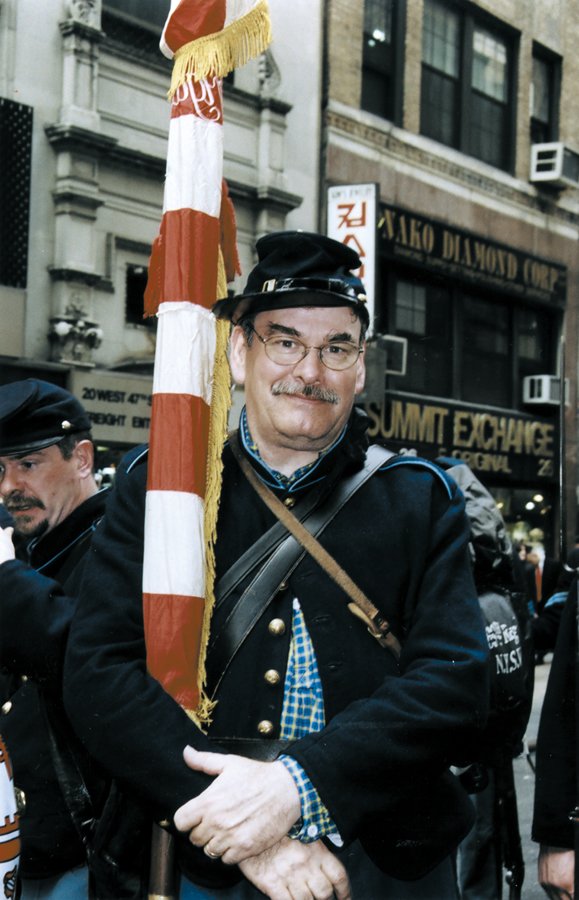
323,0,579,554
0,0,321,469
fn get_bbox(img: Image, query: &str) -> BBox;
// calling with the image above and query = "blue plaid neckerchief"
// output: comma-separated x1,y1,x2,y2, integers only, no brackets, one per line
240,407,333,489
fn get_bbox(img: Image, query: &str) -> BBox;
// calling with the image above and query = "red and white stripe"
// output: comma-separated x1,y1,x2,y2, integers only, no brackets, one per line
144,0,269,716
0,736,19,891
144,26,224,713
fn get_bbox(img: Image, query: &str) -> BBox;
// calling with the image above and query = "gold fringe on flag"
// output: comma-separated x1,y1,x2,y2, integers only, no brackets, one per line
169,0,272,99
187,254,232,727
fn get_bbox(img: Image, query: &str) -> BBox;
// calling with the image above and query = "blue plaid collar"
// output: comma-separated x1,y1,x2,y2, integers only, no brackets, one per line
239,407,345,491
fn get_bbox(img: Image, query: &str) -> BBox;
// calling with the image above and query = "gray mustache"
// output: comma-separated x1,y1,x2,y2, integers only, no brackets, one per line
271,381,340,404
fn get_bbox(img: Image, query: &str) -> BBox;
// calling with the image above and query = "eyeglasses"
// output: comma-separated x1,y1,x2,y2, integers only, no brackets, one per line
248,325,363,371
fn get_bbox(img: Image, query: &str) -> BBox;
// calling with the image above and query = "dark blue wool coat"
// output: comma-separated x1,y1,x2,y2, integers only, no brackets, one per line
0,489,108,877
63,430,489,885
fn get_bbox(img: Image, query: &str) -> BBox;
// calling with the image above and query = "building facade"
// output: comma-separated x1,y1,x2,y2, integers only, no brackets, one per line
0,0,323,472
323,0,579,554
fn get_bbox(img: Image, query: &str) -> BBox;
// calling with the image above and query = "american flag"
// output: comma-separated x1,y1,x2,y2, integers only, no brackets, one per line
143,0,272,725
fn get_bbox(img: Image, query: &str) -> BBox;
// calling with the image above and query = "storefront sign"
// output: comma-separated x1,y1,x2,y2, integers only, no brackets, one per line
327,183,378,334
364,393,558,483
70,370,153,445
379,203,567,306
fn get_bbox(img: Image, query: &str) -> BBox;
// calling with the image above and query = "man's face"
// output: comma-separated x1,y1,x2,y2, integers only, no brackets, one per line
230,306,366,458
0,443,89,538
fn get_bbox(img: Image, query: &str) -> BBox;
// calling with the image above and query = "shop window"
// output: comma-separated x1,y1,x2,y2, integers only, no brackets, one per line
420,0,517,172
361,0,405,124
126,264,156,329
391,278,452,396
530,45,561,145
0,99,33,290
461,295,511,407
491,486,555,554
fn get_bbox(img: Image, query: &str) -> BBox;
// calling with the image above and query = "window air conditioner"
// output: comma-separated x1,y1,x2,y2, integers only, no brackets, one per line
523,374,568,406
530,142,579,189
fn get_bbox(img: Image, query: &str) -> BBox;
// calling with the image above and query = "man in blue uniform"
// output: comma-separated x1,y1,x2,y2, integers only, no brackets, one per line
64,232,489,899
0,380,108,899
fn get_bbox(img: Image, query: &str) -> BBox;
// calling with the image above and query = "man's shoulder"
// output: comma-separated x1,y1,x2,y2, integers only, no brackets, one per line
122,444,149,475
375,451,457,501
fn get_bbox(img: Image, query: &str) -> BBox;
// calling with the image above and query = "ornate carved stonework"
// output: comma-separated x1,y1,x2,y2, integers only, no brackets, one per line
49,300,103,367
67,0,100,29
259,48,281,98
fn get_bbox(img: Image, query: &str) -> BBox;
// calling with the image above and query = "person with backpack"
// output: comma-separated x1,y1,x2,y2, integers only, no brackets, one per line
437,459,534,900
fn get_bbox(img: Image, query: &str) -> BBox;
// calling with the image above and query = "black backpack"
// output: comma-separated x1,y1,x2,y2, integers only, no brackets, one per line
438,460,535,767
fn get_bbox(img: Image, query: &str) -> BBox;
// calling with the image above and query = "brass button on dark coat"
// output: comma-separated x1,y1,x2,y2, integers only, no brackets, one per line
257,720,274,735
14,788,26,814
2,702,12,715
283,497,295,508
264,669,281,686
268,618,286,636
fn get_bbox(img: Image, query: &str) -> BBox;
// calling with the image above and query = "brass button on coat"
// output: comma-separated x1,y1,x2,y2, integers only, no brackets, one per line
14,788,26,814
1,702,12,715
257,720,274,736
283,497,295,508
264,669,281,686
268,618,286,636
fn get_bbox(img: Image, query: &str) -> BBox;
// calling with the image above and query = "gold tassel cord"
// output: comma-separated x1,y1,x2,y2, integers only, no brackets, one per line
188,250,231,727
169,0,272,99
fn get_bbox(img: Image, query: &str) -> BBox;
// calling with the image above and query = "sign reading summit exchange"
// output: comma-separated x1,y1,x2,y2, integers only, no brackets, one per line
365,392,558,484
379,203,567,306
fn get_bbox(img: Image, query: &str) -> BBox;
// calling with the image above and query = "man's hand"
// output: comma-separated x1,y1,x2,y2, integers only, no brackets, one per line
538,845,575,899
239,836,351,900
0,527,15,565
174,747,301,864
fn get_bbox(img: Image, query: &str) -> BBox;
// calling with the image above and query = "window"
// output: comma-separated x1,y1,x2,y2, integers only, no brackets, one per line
517,307,552,388
420,0,517,172
530,45,561,145
361,0,405,123
0,99,33,289
102,0,170,28
384,270,556,410
461,295,511,407
390,278,452,397
102,0,172,61
126,264,156,329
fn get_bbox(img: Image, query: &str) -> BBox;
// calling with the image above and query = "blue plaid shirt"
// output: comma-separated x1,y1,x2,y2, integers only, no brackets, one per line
239,412,341,843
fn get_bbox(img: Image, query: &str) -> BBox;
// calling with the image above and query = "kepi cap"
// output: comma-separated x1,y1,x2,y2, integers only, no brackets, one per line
213,231,369,328
0,379,92,456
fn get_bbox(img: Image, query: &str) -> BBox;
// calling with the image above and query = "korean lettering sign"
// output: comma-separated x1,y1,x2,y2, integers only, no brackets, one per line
327,183,378,336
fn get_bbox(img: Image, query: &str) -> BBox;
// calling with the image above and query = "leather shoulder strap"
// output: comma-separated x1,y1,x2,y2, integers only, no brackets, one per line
206,437,397,693
229,432,401,659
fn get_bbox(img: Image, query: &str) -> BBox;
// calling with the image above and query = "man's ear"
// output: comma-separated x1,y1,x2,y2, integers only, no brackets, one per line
74,440,95,479
229,325,248,385
354,342,366,395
